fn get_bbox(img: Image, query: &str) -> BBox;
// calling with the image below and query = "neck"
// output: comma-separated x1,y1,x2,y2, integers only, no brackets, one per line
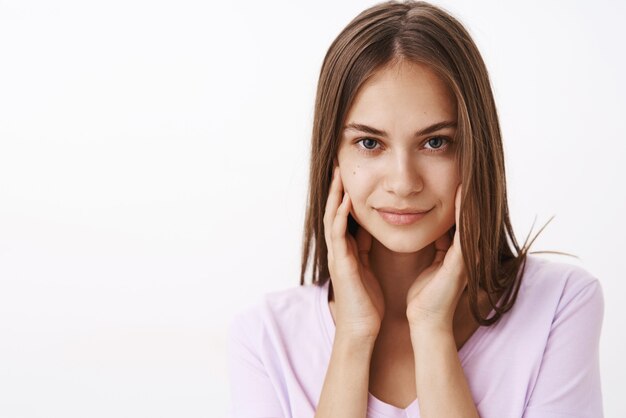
369,238,437,322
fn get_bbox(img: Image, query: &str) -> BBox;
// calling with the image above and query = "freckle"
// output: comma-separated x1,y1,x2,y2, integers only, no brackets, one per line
352,171,356,175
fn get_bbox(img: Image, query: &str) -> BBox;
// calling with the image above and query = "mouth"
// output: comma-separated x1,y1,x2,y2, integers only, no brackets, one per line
376,208,431,225
376,207,430,214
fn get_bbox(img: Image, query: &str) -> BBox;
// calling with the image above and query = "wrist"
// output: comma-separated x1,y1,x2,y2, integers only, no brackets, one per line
408,319,453,337
335,326,379,346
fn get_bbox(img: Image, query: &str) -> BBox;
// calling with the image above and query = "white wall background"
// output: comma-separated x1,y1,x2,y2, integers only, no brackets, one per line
0,0,624,416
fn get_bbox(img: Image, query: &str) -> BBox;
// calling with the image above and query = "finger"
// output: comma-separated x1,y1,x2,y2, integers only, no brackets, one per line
323,166,343,258
453,183,478,267
433,231,452,264
450,183,471,273
355,224,372,269
453,183,462,247
331,190,352,261
455,183,462,227
346,232,358,257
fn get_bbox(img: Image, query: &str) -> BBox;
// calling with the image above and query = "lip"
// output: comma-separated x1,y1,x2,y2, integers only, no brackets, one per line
376,207,430,214
376,208,431,225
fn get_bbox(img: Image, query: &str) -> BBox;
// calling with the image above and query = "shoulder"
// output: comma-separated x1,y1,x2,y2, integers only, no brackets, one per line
516,254,604,322
517,257,604,416
477,255,604,360
229,282,324,343
521,254,602,298
264,282,323,314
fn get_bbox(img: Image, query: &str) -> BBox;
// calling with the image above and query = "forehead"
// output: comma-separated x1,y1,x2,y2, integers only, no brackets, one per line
344,61,457,128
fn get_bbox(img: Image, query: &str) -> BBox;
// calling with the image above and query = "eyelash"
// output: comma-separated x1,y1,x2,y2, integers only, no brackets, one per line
353,136,452,155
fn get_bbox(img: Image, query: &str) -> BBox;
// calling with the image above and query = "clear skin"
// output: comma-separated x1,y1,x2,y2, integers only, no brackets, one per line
328,60,466,328
320,60,489,414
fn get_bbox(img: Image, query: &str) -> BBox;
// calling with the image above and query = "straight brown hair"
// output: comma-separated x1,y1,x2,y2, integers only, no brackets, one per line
299,0,570,326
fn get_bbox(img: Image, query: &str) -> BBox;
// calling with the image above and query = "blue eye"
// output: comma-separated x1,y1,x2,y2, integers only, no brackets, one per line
426,137,445,150
354,136,452,155
358,138,379,151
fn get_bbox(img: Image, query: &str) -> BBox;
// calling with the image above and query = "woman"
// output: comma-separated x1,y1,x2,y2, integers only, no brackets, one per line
229,1,604,417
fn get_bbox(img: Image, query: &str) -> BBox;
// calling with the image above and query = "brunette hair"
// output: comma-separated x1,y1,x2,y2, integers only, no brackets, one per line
299,0,570,326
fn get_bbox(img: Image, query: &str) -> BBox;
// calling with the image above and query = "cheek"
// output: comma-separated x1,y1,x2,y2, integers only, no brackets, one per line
338,164,369,216
426,163,459,212
442,179,460,220
429,161,459,189
339,164,361,195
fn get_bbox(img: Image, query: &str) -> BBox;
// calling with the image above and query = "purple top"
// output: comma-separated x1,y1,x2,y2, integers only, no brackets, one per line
228,255,604,417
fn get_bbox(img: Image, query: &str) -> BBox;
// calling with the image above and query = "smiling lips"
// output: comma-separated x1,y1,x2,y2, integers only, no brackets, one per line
376,208,431,225
376,207,430,214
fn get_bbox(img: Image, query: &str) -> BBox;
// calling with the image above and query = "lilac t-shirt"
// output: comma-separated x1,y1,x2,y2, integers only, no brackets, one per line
228,255,604,417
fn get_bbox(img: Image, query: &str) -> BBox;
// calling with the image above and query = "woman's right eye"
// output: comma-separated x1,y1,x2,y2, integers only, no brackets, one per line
355,137,381,155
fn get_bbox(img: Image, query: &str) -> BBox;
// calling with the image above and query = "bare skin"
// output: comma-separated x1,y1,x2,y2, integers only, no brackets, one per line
328,284,494,408
318,60,503,414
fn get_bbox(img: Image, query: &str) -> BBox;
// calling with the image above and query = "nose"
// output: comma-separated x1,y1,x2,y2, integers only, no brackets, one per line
383,153,424,197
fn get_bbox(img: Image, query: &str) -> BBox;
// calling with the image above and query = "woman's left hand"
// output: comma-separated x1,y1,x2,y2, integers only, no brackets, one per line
405,183,468,331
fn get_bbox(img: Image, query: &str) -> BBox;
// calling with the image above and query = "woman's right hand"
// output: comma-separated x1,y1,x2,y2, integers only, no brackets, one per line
323,164,385,341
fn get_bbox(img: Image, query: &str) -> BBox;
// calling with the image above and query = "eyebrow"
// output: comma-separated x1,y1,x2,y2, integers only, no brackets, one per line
342,120,457,137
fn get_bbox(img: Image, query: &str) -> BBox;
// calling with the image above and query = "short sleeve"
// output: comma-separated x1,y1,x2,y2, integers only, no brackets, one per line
523,279,605,418
228,308,284,418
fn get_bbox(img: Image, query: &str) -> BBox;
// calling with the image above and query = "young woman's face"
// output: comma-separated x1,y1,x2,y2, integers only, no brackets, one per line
336,60,460,253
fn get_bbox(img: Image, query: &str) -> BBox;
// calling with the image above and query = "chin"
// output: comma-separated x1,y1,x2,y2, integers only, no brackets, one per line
374,233,433,254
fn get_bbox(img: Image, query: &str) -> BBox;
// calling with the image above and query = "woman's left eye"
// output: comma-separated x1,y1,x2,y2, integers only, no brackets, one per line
425,136,448,151
355,136,451,155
